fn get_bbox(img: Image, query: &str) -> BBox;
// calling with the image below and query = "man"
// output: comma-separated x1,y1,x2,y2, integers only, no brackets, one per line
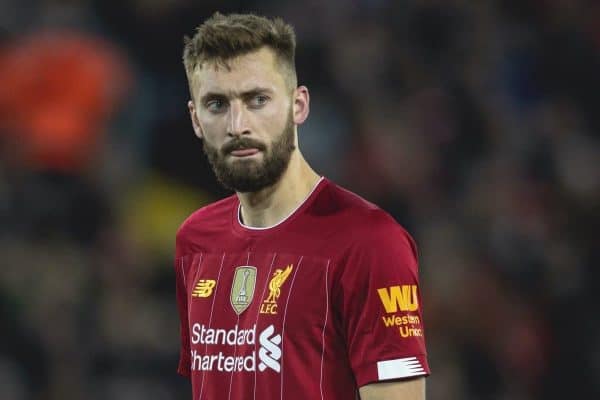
176,12,429,399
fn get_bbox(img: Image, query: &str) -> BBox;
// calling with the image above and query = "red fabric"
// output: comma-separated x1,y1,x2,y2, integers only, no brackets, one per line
174,178,429,399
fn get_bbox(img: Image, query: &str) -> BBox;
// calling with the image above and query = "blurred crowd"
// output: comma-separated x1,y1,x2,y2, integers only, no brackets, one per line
0,0,598,399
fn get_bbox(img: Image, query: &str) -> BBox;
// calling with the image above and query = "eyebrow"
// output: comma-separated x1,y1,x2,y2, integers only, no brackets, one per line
199,87,274,105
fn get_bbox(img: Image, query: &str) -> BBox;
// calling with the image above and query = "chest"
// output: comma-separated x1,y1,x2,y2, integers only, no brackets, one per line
182,251,332,341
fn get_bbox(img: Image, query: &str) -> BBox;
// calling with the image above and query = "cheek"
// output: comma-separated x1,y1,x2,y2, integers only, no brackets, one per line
260,104,291,132
198,116,227,141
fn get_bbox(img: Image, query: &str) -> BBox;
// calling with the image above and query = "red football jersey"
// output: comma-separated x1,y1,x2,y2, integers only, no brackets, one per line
174,178,430,399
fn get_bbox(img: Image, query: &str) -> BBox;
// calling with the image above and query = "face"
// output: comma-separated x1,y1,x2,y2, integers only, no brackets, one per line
188,47,309,193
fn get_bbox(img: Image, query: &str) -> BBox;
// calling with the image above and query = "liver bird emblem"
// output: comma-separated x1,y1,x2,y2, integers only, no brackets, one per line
265,264,293,303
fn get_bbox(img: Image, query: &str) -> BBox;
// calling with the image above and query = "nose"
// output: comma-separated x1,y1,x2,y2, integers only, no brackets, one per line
227,100,251,137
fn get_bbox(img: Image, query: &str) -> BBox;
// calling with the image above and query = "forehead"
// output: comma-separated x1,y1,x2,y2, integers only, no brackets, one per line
192,47,287,97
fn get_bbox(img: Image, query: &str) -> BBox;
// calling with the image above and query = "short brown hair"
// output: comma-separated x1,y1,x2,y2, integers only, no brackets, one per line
183,12,297,98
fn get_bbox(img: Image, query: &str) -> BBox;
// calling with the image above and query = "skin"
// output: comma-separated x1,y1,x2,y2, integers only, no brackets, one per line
187,46,426,399
360,378,426,400
188,46,319,228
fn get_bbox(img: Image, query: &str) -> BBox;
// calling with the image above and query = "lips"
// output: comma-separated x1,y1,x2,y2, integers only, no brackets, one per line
230,148,260,157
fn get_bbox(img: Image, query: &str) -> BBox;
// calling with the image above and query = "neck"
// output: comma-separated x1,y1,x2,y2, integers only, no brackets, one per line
237,150,320,228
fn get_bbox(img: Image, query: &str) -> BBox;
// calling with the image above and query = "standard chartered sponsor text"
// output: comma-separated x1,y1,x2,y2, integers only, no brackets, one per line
191,349,256,372
190,323,281,373
191,323,255,346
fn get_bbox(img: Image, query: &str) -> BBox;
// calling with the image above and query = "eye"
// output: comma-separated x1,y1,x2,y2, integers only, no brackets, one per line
249,94,269,108
206,98,227,113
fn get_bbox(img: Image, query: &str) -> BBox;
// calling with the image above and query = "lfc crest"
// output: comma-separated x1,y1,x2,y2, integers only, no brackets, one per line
230,266,257,315
260,264,294,314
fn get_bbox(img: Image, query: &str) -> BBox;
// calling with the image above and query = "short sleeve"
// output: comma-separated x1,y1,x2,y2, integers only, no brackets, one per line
174,256,191,377
334,218,430,387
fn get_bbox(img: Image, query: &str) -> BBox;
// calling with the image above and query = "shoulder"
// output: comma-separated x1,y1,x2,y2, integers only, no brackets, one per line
318,181,417,256
324,184,421,295
175,194,237,256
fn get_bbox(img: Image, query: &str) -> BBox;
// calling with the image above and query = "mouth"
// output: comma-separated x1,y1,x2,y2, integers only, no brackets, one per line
229,148,260,157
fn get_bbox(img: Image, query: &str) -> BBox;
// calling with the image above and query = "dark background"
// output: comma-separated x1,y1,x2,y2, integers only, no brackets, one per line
1,0,598,399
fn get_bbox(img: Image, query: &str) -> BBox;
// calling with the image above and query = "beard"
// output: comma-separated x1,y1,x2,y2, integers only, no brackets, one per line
202,110,296,193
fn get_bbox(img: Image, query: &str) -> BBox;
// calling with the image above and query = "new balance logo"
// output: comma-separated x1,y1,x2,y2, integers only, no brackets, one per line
258,324,282,372
192,279,216,298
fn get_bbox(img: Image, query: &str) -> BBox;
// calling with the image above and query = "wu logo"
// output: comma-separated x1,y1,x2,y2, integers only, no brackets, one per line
192,279,216,298
260,264,293,315
377,285,419,313
230,266,257,315
258,324,282,372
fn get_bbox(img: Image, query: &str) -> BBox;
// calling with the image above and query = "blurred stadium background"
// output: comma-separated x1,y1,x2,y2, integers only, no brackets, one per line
1,0,598,399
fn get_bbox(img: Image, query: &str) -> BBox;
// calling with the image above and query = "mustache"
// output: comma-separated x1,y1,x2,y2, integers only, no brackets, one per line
222,138,267,154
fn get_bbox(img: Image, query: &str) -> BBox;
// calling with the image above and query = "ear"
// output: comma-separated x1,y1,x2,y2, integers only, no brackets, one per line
188,100,204,139
292,86,310,125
